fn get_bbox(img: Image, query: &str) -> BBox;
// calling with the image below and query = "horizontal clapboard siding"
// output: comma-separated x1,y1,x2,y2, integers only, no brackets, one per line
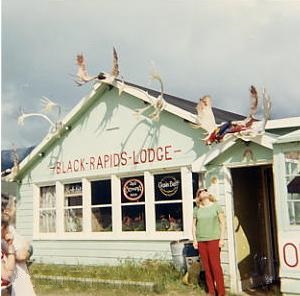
32,239,230,276
16,184,34,240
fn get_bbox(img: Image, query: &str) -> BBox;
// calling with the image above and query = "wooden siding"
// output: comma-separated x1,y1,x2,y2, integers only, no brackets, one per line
16,182,34,240
23,89,208,184
31,239,230,276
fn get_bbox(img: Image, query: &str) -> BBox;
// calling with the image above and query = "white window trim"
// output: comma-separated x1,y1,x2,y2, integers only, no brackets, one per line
145,171,155,235
56,181,64,236
282,150,300,229
33,168,194,240
181,166,193,238
82,178,91,234
63,181,84,233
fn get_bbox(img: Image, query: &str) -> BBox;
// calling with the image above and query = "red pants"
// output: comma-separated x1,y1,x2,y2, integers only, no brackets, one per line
198,240,225,296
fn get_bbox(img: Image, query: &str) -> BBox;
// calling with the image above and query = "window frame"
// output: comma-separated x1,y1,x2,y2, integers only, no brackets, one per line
120,175,146,232
33,167,194,240
90,179,113,232
38,185,57,233
63,182,84,232
153,172,183,232
284,150,300,226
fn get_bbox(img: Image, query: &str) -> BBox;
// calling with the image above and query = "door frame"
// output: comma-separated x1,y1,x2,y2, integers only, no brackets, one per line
223,161,275,293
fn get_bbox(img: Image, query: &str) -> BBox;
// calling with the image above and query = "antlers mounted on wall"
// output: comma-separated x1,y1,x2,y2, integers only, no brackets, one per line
193,86,271,145
74,47,120,86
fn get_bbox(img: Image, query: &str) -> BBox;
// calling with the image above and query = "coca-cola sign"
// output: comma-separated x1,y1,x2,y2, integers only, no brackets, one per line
122,178,144,202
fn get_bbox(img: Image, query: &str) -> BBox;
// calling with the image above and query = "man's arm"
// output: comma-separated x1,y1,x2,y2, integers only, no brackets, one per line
12,231,31,262
192,218,198,249
15,242,30,262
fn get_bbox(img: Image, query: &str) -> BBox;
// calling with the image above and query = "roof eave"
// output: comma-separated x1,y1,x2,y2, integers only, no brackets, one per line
265,117,300,130
110,79,198,124
191,132,278,172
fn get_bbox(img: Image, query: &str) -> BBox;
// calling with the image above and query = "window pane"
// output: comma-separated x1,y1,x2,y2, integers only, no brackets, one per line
285,151,300,176
287,177,300,196
285,151,300,225
39,210,56,232
91,180,111,205
40,186,56,208
122,205,145,231
91,207,112,232
295,201,300,225
155,203,183,231
65,196,82,206
64,208,83,232
64,183,82,195
121,176,145,203
288,201,300,225
154,173,182,201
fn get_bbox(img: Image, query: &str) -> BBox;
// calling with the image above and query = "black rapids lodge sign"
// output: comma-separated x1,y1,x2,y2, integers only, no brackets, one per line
52,145,181,174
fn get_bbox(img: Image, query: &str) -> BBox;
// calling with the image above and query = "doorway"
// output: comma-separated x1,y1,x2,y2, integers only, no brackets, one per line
231,165,279,292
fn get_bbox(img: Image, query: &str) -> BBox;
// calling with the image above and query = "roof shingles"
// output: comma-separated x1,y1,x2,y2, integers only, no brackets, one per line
123,81,245,124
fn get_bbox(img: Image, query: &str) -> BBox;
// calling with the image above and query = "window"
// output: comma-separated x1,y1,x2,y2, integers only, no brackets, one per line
154,172,183,231
285,151,300,225
91,180,112,232
39,186,56,233
64,182,83,232
121,176,146,231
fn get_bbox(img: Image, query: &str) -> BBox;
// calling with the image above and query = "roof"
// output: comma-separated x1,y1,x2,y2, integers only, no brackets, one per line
275,129,300,144
124,81,245,124
266,117,300,130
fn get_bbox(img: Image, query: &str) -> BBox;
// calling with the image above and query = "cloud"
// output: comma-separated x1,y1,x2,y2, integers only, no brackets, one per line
2,0,300,149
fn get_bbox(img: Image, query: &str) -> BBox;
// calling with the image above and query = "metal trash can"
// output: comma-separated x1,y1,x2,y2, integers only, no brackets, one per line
170,239,189,274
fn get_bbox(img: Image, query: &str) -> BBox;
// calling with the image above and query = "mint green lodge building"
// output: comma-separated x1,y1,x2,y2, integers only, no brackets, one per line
7,79,300,294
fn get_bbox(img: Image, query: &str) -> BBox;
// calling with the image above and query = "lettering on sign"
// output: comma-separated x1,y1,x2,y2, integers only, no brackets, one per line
158,176,180,197
53,145,178,174
123,179,144,202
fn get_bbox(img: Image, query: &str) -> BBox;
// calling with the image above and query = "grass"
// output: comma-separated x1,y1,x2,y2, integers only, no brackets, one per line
30,260,207,295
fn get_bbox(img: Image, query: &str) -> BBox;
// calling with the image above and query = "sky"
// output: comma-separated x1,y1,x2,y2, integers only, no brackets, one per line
2,0,300,150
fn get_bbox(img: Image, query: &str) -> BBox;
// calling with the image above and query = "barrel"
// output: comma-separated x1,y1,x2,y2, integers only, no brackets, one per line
170,239,189,273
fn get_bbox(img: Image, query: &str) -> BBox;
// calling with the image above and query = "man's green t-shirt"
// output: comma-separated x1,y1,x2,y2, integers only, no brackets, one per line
193,203,223,242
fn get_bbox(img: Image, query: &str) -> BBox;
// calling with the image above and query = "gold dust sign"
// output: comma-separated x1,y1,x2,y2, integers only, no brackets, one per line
123,178,144,201
158,176,180,197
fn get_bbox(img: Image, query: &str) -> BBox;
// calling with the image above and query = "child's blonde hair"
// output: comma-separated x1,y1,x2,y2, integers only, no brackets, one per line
195,188,216,206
